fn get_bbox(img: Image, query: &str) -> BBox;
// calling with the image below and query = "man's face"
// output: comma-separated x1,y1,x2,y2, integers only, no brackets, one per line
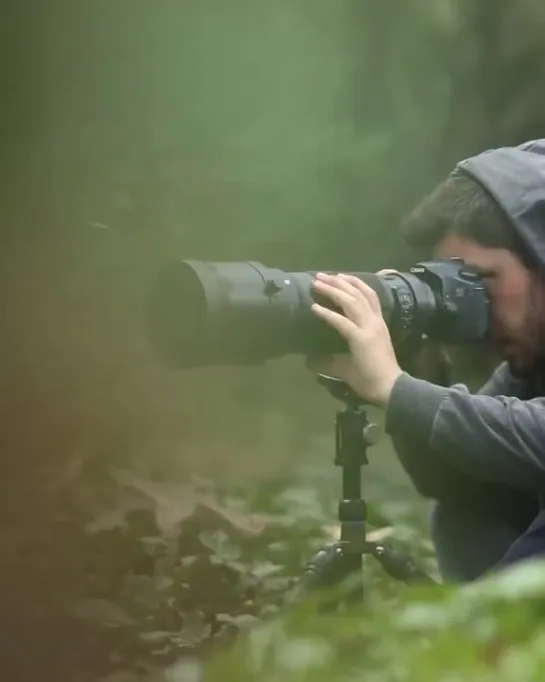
435,234,545,376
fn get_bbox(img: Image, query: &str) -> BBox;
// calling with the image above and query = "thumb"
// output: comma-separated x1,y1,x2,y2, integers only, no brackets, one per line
305,354,351,381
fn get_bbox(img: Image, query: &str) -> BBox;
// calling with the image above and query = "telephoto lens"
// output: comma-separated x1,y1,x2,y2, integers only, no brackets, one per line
146,258,489,368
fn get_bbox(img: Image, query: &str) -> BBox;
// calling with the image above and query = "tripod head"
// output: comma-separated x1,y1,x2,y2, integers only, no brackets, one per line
316,374,364,405
316,374,380,466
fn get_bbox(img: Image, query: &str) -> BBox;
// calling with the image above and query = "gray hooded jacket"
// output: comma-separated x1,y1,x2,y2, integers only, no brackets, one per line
385,140,545,569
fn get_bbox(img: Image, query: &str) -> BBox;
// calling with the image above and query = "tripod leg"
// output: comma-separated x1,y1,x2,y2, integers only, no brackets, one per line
288,544,364,611
371,543,436,584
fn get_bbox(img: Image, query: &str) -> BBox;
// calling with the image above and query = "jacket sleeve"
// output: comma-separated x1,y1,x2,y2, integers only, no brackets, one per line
386,362,543,498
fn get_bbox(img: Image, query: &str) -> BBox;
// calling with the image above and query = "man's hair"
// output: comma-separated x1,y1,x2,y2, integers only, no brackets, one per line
401,170,533,266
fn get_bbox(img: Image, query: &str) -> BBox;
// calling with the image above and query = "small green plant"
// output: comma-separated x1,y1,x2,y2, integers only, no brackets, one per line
204,558,545,682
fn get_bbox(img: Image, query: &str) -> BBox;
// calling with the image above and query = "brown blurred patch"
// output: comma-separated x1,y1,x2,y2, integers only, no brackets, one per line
0,224,332,530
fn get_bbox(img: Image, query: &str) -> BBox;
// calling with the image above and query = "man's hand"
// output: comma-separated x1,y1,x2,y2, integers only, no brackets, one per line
309,272,403,407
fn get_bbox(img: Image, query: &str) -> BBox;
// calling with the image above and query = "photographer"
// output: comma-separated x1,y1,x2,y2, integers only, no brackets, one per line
310,140,545,583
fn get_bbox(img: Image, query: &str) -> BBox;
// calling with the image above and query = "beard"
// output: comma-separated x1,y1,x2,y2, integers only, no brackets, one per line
504,279,545,378
507,354,542,379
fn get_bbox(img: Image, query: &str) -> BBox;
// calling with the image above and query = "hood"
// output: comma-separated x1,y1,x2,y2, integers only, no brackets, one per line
456,139,545,268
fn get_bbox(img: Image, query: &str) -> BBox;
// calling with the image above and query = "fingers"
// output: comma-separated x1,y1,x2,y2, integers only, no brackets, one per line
314,272,381,316
312,279,370,325
338,274,382,315
310,302,359,339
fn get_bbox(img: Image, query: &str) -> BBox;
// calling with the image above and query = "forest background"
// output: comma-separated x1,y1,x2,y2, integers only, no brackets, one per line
3,2,545,680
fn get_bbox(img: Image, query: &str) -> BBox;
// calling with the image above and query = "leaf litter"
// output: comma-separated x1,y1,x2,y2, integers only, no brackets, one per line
20,467,348,681
7,463,416,682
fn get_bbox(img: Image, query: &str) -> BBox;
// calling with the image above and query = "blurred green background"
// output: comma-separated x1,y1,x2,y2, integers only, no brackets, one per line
3,1,545,679
5,0,544,497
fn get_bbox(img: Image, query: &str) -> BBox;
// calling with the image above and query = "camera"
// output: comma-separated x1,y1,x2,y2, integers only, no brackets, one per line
146,257,489,369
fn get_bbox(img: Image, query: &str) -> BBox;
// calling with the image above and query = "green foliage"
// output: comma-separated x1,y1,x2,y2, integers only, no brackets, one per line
34,466,543,682
204,560,545,682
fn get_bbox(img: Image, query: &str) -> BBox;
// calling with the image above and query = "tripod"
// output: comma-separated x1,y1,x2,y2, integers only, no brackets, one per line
288,374,435,612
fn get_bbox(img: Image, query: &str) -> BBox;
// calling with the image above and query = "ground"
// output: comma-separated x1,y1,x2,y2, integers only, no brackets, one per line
1,440,434,681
